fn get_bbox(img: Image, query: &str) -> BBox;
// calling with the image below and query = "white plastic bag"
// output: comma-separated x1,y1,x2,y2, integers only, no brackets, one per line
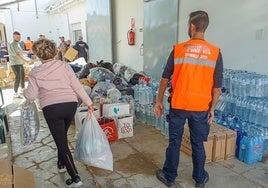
74,115,113,171
20,100,40,146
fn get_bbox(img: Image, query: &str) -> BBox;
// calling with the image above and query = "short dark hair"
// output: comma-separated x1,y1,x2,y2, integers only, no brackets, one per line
189,10,209,32
13,31,21,35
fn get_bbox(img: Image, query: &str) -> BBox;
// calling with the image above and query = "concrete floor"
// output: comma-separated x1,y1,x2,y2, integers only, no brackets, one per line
2,87,268,188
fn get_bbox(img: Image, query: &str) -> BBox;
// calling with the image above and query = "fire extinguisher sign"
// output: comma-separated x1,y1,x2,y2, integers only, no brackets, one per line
131,18,135,29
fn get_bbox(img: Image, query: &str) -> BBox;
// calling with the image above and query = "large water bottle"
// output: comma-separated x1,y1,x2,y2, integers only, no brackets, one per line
255,77,262,98
248,98,257,124
265,76,268,96
148,87,154,104
262,127,268,153
255,99,264,126
249,75,256,97
140,104,146,123
132,85,139,103
235,97,243,119
224,94,231,115
263,101,268,128
215,92,226,120
238,136,248,162
135,103,141,120
243,99,250,122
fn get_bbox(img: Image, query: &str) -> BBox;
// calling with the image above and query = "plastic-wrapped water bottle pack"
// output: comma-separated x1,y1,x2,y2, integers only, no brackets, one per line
20,100,40,146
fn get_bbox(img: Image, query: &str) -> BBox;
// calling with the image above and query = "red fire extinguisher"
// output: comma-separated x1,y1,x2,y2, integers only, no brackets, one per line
127,29,135,45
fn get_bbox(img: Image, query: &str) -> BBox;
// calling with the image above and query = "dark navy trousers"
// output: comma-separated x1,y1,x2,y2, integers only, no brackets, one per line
162,108,210,184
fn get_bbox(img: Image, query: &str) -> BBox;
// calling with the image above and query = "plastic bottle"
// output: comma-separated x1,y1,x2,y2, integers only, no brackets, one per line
263,102,268,128
248,99,257,124
255,99,264,126
238,136,248,162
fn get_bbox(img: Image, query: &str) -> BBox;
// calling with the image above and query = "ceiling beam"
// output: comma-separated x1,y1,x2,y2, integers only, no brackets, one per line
0,0,29,8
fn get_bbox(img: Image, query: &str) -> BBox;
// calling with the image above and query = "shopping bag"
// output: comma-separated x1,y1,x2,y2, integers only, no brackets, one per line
20,100,40,146
74,106,100,139
74,115,113,171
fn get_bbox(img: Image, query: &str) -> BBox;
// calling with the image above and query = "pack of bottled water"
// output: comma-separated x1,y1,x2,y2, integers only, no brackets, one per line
223,69,268,98
20,100,40,146
238,134,264,165
132,77,171,138
215,69,268,160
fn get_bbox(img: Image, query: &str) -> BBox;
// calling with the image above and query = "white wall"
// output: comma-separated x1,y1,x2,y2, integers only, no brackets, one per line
112,0,143,71
64,2,87,43
0,0,86,46
178,0,268,75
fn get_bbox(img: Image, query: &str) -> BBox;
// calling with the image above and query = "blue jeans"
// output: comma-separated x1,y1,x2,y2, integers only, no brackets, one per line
162,108,210,184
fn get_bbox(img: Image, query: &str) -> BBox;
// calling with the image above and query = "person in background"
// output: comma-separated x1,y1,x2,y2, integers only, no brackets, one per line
24,36,34,58
39,33,45,40
24,37,33,51
154,10,223,188
66,39,72,48
8,31,29,98
74,36,89,63
58,36,67,61
23,39,93,187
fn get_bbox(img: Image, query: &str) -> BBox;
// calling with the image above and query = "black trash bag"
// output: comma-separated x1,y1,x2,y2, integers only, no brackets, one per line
79,63,96,79
69,64,81,73
129,73,144,85
96,60,114,73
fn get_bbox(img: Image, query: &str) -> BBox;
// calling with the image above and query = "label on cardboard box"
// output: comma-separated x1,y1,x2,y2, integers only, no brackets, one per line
98,117,118,142
103,103,130,117
116,115,133,139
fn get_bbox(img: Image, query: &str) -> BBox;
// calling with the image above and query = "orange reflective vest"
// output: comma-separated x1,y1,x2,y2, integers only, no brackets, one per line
171,39,219,111
24,40,32,51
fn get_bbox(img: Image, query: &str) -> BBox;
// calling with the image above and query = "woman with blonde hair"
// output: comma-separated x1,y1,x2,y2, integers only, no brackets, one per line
24,39,93,187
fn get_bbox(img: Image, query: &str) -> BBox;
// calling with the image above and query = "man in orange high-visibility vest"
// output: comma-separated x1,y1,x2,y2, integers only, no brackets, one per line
154,10,223,188
24,36,32,51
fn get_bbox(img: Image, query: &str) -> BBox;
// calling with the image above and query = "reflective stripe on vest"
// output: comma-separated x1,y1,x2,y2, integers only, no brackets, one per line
171,39,219,111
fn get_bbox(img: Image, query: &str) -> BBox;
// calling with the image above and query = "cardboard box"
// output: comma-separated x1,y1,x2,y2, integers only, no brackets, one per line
181,125,214,163
224,129,237,160
116,115,134,139
64,47,78,62
0,67,6,79
212,131,226,162
98,117,118,142
103,103,130,117
213,123,237,160
0,159,35,188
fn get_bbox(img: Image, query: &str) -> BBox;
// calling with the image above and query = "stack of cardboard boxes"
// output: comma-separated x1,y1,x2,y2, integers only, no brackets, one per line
0,126,35,187
75,102,134,143
181,123,237,163
0,60,33,87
